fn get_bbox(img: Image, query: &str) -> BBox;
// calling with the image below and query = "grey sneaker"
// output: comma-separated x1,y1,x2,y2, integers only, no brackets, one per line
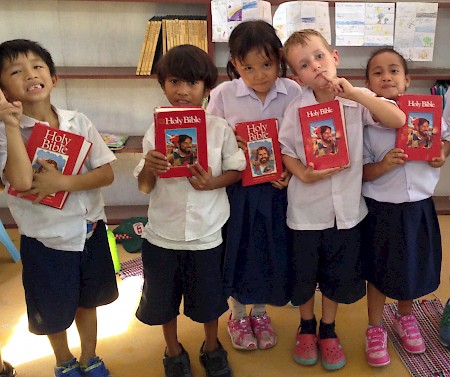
163,344,193,377
199,340,233,377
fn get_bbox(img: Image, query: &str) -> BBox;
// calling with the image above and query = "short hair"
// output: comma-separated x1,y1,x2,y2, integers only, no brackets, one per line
256,145,271,156
156,44,217,90
417,118,429,127
226,20,287,79
0,39,56,77
283,29,332,63
178,134,192,144
365,47,409,81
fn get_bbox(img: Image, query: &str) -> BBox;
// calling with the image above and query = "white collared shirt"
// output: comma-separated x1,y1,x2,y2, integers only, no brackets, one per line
207,77,302,129
134,114,246,250
0,107,116,251
279,87,386,230
362,108,450,203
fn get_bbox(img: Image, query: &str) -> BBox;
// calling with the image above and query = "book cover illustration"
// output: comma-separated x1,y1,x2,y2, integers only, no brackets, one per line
298,100,350,170
154,106,208,178
396,94,442,161
235,118,283,186
8,123,92,209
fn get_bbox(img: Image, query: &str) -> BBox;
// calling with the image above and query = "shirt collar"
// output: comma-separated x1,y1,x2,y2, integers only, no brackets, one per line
20,106,78,130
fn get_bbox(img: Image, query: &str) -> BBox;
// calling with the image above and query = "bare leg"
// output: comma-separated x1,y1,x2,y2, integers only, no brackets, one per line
75,307,97,366
163,317,182,357
203,319,219,352
367,283,386,326
322,295,338,324
398,300,413,316
299,295,315,321
48,331,74,366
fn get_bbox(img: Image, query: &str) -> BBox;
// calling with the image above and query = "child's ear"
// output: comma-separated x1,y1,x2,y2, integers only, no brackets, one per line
405,74,411,90
332,49,340,66
51,74,58,85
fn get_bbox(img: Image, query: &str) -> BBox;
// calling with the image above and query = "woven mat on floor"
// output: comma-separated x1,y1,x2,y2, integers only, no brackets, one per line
118,256,143,280
382,299,450,377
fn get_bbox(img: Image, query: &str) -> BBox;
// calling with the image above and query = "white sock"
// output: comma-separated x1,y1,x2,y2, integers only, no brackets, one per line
251,304,266,317
228,297,247,320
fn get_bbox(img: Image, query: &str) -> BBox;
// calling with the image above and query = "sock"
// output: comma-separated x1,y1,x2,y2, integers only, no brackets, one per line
319,320,337,339
228,296,247,320
299,316,317,335
251,304,266,317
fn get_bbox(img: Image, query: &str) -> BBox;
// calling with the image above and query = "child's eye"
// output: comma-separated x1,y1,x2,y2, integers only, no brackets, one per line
317,53,324,60
373,71,381,76
10,70,20,76
264,63,272,69
169,79,179,84
390,69,399,74
34,65,44,69
189,80,200,85
244,66,253,72
301,63,308,69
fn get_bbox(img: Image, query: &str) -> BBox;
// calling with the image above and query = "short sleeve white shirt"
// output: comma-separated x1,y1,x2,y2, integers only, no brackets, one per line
362,102,450,203
207,77,302,128
279,87,384,230
0,107,116,251
133,114,246,250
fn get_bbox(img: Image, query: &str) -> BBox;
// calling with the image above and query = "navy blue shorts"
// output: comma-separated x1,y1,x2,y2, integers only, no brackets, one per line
20,221,119,335
136,240,228,325
290,222,366,305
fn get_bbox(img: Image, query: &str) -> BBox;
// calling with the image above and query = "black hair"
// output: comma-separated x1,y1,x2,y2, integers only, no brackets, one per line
226,20,287,80
365,47,409,81
256,145,271,156
156,44,217,90
178,134,192,144
0,39,56,77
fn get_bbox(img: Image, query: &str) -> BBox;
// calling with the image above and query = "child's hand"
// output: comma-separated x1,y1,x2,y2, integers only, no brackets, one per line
302,162,345,183
0,89,22,127
143,150,170,175
187,162,213,190
320,73,358,101
19,158,64,203
381,148,407,171
430,142,446,168
235,133,247,151
272,169,291,189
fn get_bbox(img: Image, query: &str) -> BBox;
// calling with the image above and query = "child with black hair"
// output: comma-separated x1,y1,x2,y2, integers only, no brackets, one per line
133,44,246,377
363,48,450,367
0,39,118,377
207,19,302,352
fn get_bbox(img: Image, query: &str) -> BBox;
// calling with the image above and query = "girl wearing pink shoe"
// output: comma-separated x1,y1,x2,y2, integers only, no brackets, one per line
280,31,406,371
207,20,302,351
362,48,450,367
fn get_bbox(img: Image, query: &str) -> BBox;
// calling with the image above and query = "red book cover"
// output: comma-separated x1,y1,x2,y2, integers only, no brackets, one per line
235,118,283,186
8,123,92,209
154,106,208,178
298,99,350,170
396,94,442,161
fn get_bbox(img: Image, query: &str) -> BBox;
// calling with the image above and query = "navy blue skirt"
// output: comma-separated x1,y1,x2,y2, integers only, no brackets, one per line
223,182,291,306
363,197,442,300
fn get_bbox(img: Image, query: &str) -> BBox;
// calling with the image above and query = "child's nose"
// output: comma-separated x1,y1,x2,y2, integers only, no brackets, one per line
177,83,189,95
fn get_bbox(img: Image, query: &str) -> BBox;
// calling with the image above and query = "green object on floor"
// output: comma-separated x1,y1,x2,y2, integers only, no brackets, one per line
107,229,121,273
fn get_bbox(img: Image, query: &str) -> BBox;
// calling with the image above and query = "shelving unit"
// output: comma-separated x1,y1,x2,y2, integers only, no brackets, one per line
1,0,449,215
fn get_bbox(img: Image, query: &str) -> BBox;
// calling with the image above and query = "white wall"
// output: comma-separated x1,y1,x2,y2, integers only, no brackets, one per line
0,1,449,207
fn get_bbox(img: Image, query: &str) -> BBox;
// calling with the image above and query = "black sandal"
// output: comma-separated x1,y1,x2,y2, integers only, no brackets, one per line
0,361,17,377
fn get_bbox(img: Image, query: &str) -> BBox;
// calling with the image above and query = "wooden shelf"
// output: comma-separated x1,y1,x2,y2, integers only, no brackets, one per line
57,66,450,82
1,198,449,229
113,136,143,154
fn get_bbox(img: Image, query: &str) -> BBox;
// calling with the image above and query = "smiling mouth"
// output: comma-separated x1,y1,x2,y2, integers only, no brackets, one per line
27,84,43,92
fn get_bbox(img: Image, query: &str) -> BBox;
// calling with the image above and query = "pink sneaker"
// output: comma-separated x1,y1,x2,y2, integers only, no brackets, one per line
293,332,318,365
227,315,257,350
393,314,426,354
250,312,277,349
318,337,346,371
365,326,390,367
